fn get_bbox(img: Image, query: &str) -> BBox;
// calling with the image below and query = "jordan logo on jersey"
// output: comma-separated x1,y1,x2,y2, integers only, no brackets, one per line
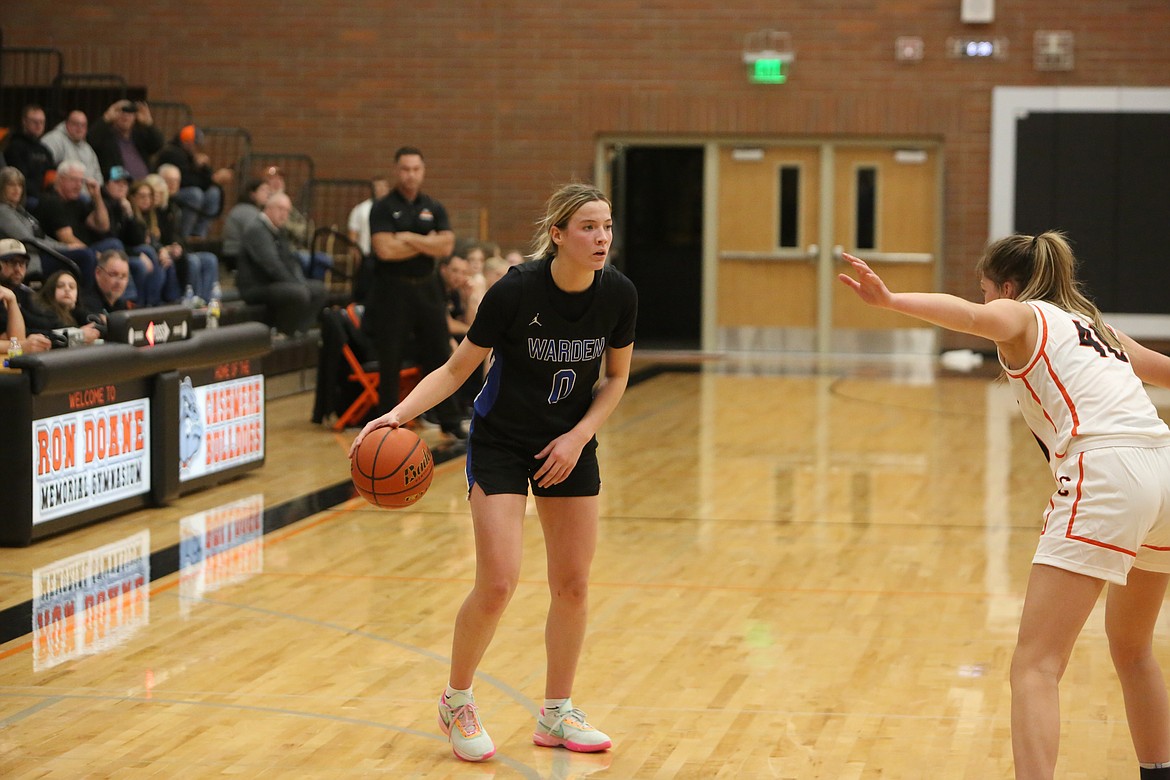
529,313,542,327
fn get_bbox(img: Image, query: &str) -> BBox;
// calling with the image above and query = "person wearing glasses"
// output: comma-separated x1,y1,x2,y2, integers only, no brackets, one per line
81,248,133,320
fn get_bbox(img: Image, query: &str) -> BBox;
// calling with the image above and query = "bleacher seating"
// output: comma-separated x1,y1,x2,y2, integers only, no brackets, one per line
0,40,390,388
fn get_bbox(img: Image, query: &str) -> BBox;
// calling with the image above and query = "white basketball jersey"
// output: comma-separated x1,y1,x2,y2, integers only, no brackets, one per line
1002,300,1170,470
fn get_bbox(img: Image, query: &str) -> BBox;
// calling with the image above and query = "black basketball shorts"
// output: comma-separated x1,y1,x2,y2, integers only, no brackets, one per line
466,428,600,498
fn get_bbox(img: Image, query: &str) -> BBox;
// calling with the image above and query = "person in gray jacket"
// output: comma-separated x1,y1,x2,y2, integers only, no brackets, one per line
41,111,103,185
237,192,325,336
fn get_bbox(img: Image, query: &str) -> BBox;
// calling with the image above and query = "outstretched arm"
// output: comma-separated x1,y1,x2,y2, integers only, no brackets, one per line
1116,332,1170,390
837,253,1033,346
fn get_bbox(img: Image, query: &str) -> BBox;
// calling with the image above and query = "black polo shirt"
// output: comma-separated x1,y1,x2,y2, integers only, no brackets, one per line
368,189,451,278
35,194,98,245
80,286,129,317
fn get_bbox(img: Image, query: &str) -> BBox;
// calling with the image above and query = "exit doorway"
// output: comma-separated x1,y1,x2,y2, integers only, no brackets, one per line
602,137,943,355
608,145,704,350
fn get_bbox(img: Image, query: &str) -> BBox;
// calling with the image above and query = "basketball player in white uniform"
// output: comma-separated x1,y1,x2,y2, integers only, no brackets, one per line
840,231,1170,780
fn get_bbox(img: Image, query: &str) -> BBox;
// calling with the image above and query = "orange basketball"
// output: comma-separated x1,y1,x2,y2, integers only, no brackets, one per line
351,426,434,509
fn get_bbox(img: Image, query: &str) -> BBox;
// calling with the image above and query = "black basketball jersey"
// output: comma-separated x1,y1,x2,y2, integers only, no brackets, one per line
467,258,637,452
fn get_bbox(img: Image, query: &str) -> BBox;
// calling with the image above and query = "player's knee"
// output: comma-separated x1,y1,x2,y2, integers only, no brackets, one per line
1010,643,1068,688
1107,630,1155,670
549,575,589,607
475,576,518,614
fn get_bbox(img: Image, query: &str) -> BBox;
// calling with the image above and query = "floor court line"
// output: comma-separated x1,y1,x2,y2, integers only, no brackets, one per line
0,690,545,778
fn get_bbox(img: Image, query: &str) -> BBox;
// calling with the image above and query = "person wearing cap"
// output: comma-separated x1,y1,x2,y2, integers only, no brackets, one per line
88,100,163,184
0,238,53,354
104,166,171,306
41,110,103,186
155,125,232,239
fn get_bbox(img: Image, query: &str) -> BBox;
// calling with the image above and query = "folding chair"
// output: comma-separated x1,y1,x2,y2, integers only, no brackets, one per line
332,304,421,431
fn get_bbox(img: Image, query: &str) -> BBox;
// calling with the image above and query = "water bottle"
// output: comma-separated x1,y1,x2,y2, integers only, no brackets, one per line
182,284,195,308
207,283,222,329
5,336,21,368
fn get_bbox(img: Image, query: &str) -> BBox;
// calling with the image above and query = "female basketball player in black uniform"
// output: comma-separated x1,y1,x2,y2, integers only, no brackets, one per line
351,183,637,763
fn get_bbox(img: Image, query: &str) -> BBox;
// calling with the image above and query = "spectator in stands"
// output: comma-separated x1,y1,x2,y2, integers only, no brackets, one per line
0,238,52,353
461,242,488,327
438,252,472,343
438,251,480,415
128,178,174,304
0,278,27,350
154,125,232,239
25,269,101,347
222,178,269,268
104,167,173,306
503,248,525,266
34,160,118,267
347,175,392,257
5,105,55,208
41,110,103,186
81,248,133,319
87,100,163,183
238,192,326,336
0,165,97,285
346,175,390,304
155,165,219,304
365,145,464,439
483,255,509,290
262,165,331,279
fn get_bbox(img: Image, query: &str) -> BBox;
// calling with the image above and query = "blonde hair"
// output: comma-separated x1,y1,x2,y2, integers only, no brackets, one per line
130,180,160,243
529,183,611,260
483,255,509,288
976,231,1121,351
144,173,168,207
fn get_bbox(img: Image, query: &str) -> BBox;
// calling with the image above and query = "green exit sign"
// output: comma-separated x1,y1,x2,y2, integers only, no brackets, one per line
750,58,787,84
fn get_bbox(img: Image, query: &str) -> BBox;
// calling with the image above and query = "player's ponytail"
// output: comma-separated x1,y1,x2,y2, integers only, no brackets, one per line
978,231,1121,351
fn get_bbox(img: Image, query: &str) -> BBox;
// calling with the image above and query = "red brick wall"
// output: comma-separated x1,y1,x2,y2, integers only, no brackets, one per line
6,1,1169,308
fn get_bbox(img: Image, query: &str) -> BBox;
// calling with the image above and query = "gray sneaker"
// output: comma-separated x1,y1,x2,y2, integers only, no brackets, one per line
437,691,496,762
533,705,612,752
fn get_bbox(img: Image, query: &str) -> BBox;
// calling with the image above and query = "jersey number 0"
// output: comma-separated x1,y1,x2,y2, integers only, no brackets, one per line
548,369,576,404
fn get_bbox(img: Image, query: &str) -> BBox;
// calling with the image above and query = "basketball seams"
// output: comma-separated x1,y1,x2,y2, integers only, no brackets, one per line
351,427,435,508
353,428,416,479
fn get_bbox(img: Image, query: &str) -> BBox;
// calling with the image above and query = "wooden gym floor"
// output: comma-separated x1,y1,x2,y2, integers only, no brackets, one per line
1,352,1165,779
